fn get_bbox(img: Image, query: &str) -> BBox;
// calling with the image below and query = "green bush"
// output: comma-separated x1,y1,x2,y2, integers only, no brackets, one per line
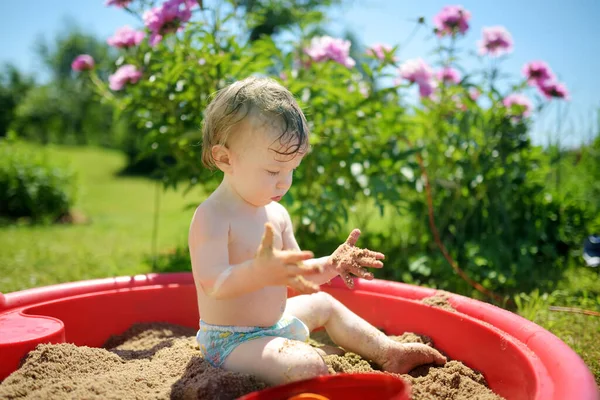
0,139,77,222
81,1,585,298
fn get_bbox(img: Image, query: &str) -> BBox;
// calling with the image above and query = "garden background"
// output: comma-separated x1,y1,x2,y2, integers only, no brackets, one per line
1,0,599,384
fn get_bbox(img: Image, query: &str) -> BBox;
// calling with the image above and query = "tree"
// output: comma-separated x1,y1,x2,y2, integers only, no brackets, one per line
13,20,119,145
0,64,36,136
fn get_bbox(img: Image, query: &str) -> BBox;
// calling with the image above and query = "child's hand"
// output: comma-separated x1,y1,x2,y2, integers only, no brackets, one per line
330,229,385,289
254,223,322,294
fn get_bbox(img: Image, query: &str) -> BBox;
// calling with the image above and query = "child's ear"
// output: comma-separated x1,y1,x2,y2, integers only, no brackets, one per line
212,144,233,174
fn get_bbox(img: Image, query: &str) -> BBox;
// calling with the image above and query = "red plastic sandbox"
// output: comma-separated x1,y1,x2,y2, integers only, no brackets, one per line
0,273,598,399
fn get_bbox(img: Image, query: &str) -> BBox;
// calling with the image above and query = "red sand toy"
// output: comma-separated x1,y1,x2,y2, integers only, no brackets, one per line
237,373,410,400
0,273,598,399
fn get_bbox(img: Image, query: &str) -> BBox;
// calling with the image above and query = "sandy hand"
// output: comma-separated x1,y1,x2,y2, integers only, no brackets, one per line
330,229,385,289
255,223,322,294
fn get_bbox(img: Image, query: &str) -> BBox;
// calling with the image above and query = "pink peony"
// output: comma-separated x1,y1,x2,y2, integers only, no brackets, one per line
143,0,195,47
71,54,95,71
109,64,142,91
366,43,396,61
105,0,132,7
418,80,436,98
522,61,555,86
503,93,532,118
304,36,356,68
468,87,481,101
107,25,146,48
539,80,569,100
436,66,461,84
478,26,513,57
397,58,433,84
433,5,471,37
396,58,436,98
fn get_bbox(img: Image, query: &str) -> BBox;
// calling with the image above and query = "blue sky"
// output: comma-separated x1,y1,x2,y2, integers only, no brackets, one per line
1,0,598,147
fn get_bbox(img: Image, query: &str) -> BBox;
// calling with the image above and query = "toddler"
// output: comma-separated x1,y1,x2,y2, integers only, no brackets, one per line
189,76,446,385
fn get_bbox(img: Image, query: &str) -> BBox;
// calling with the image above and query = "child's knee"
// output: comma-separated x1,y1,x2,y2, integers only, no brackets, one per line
314,291,338,315
285,351,329,382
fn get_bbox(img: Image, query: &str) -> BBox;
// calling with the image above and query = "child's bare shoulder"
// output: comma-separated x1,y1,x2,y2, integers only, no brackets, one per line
266,201,292,228
189,195,230,244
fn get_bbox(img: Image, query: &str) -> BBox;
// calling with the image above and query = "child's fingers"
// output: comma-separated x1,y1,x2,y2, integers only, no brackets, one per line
358,257,384,268
290,276,320,294
364,250,385,260
341,272,355,289
259,223,275,252
344,229,361,246
344,265,373,280
355,267,374,279
282,250,314,263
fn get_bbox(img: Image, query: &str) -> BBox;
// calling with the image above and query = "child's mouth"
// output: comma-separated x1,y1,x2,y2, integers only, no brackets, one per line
271,196,282,201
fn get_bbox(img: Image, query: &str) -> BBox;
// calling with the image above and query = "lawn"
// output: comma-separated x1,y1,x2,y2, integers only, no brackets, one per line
0,144,203,293
0,144,598,385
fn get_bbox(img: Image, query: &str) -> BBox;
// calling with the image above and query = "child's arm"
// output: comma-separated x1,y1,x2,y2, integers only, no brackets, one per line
280,208,340,286
189,206,319,300
281,206,385,288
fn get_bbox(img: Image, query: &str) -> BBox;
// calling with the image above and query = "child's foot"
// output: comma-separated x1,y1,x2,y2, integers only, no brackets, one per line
313,345,346,357
380,342,447,374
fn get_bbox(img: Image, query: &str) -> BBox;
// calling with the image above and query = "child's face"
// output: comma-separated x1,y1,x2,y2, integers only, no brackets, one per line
228,117,305,207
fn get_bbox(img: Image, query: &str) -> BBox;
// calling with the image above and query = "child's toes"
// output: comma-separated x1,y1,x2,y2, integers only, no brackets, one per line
433,350,447,365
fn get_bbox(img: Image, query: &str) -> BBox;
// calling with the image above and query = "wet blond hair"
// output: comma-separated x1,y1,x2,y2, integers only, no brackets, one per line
201,76,309,169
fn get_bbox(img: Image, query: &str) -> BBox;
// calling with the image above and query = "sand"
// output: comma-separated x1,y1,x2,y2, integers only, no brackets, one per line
0,319,504,400
421,292,457,313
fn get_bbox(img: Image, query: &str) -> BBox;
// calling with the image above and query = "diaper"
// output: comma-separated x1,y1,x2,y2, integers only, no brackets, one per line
196,314,310,367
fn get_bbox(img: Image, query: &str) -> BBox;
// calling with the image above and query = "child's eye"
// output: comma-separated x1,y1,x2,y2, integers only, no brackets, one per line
267,170,279,176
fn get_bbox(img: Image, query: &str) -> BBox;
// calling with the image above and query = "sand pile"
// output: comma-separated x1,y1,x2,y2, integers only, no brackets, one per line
0,318,503,400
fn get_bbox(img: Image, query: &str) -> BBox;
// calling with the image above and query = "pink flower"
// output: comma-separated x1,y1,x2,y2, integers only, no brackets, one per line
539,80,569,100
503,93,532,118
398,58,433,84
143,0,195,47
366,43,396,61
478,26,513,57
107,25,146,48
522,61,555,86
304,36,356,68
436,67,461,84
433,5,471,37
105,0,132,7
109,64,142,91
418,80,436,98
71,54,95,71
396,58,436,98
468,87,481,101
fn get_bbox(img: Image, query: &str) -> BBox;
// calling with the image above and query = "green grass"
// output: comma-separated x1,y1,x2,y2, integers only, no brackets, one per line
1,143,598,385
514,267,600,386
0,144,203,293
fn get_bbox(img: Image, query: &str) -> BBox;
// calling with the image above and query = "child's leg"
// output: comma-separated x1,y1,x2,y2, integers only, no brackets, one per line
222,336,329,385
285,292,447,374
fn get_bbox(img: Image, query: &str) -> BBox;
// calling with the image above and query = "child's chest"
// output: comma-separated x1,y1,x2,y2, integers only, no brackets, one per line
227,209,286,263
